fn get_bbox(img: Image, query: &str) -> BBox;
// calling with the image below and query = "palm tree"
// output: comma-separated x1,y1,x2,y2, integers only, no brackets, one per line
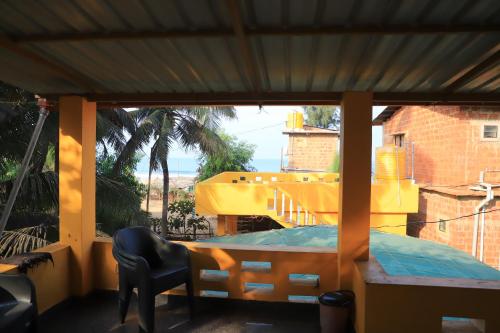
112,107,236,236
0,81,146,256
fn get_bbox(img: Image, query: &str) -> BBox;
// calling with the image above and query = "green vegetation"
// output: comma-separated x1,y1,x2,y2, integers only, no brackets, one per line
167,198,209,239
197,133,256,181
303,106,340,129
0,82,236,256
328,152,340,173
95,153,148,236
0,81,147,257
113,107,236,236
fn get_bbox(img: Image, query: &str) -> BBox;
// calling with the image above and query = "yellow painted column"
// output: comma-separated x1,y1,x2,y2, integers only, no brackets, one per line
59,96,96,296
216,215,226,236
337,91,373,290
226,216,238,235
216,215,238,236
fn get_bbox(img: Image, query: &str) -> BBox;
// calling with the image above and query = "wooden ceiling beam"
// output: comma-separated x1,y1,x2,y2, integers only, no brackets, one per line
0,35,105,92
12,24,500,43
41,92,500,107
225,0,262,93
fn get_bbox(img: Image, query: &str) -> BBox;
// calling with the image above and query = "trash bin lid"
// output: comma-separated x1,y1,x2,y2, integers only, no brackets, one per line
319,291,354,307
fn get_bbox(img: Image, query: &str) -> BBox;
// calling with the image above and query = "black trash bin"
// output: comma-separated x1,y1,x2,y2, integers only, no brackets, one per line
319,290,354,333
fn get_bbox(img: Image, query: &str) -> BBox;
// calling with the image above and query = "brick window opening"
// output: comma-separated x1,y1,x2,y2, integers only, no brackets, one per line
438,219,447,233
482,124,498,139
393,134,405,147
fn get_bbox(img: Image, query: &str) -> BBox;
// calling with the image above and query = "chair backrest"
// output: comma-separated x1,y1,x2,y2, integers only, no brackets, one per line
113,227,163,268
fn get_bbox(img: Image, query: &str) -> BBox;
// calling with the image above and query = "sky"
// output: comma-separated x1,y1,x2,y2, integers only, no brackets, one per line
167,105,386,160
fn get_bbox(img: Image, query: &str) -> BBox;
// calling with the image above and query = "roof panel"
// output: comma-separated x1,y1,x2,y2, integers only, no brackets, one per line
308,36,343,91
71,0,131,31
0,0,497,104
0,47,80,93
69,41,147,93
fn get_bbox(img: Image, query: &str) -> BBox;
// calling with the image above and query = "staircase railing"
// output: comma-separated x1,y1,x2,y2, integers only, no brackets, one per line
269,186,320,227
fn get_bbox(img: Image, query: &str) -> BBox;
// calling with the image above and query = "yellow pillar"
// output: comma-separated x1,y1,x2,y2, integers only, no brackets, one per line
337,91,373,290
216,215,238,236
226,216,238,235
58,96,96,296
216,215,226,236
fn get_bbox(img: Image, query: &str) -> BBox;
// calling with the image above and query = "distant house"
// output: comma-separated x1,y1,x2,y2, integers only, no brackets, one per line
283,122,339,172
374,106,500,269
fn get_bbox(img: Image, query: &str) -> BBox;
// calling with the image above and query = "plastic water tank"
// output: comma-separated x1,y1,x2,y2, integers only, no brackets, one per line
286,112,304,129
375,146,406,180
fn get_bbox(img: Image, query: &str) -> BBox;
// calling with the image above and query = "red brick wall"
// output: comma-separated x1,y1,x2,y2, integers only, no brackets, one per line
408,189,500,269
382,106,500,185
288,134,338,171
384,106,500,269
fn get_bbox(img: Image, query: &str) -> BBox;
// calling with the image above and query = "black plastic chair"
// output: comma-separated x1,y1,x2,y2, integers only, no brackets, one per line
0,273,38,333
112,226,194,333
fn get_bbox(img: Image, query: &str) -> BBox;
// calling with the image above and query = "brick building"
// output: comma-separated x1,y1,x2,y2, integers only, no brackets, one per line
374,106,500,269
283,124,339,172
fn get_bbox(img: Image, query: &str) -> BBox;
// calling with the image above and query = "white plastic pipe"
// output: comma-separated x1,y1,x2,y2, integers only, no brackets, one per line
471,172,495,260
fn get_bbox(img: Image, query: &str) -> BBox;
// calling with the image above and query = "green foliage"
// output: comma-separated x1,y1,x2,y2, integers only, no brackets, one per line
197,133,256,181
328,153,340,173
114,106,236,236
0,81,151,257
95,153,149,236
167,198,208,239
303,106,340,129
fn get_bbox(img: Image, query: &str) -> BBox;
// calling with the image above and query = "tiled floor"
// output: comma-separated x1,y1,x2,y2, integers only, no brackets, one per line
39,291,321,333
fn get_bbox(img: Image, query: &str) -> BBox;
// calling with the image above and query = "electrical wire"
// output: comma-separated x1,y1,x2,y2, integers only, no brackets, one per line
233,122,283,135
373,207,500,229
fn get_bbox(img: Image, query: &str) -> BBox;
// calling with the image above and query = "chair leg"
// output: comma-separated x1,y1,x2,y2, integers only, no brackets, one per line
138,288,155,333
186,276,195,319
118,272,133,323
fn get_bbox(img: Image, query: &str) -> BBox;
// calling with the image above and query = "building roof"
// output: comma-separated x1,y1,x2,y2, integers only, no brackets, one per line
0,0,499,107
373,104,500,125
372,106,401,125
202,225,500,281
283,125,340,135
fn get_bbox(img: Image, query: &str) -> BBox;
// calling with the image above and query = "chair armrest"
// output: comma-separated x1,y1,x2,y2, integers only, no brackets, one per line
0,274,36,304
112,247,151,274
157,240,190,268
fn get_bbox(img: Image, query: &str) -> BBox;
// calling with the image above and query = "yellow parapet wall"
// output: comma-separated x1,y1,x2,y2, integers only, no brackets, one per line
0,243,71,314
195,172,419,235
92,238,338,303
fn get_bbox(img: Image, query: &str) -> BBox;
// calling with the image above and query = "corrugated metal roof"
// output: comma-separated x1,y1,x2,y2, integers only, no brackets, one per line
0,0,498,105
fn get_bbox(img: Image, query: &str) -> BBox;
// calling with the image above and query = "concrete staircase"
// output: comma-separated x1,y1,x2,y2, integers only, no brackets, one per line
266,187,321,228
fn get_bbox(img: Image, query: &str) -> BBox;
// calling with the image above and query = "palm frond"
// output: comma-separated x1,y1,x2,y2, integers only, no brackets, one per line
0,225,52,258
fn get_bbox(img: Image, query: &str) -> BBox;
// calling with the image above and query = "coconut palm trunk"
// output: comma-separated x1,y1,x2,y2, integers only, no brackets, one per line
146,165,152,213
160,158,170,236
145,148,154,213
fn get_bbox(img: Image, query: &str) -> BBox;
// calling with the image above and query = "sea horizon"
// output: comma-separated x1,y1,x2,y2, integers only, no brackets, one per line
135,156,283,178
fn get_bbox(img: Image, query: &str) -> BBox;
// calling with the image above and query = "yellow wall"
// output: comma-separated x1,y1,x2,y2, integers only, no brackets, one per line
0,243,71,314
196,172,417,235
197,174,417,215
354,259,500,333
92,238,337,303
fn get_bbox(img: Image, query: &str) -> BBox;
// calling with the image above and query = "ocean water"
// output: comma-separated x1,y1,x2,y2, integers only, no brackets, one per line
135,156,282,178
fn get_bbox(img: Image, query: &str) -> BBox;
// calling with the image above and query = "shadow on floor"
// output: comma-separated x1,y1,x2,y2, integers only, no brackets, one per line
39,291,320,333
